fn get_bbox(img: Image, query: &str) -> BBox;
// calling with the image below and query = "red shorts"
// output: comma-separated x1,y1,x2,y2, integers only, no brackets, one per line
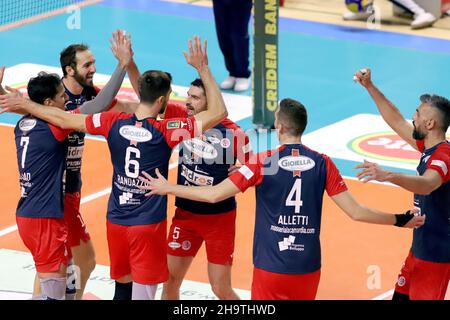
395,251,450,300
167,208,236,265
64,192,91,248
107,220,168,285
251,267,321,300
16,216,69,273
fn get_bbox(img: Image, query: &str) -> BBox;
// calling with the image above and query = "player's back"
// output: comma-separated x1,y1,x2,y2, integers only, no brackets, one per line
252,144,331,274
14,116,67,218
245,143,347,275
85,111,197,226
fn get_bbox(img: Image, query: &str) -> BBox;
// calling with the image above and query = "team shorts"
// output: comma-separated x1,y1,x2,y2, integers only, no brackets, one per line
16,216,68,273
251,266,321,300
167,208,236,265
395,251,450,300
107,220,168,285
64,192,91,248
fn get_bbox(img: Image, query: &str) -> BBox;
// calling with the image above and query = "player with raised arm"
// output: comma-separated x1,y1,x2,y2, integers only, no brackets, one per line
1,36,228,300
139,98,425,300
0,30,133,300
354,68,450,300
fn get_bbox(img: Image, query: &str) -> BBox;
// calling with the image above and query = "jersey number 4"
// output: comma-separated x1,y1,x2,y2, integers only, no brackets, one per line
286,179,303,213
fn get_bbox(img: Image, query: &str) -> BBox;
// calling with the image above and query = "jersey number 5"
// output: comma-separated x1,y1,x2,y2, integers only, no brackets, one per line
286,179,303,213
125,146,141,178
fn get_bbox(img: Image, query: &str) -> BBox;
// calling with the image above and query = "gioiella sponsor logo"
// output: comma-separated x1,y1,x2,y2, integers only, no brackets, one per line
19,118,37,132
119,125,152,142
183,138,218,160
348,132,424,164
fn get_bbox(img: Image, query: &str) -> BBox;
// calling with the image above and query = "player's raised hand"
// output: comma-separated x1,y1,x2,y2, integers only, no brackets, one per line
353,68,372,88
183,36,208,71
138,168,170,196
355,159,390,183
110,29,133,69
0,86,26,114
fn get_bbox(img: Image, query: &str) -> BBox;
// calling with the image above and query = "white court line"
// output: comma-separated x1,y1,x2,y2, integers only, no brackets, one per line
0,225,18,237
372,289,394,300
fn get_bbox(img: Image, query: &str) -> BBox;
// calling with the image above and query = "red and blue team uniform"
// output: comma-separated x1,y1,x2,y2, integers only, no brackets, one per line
63,85,117,248
84,110,196,284
395,139,450,300
229,144,347,299
14,115,73,273
164,103,251,265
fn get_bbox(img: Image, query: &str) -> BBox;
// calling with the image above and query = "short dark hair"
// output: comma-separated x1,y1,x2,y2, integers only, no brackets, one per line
190,78,205,92
27,72,62,104
60,44,89,76
138,70,172,104
278,98,308,136
420,94,450,133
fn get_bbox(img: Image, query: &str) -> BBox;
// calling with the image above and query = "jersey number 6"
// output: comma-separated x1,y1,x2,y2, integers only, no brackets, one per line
125,146,141,178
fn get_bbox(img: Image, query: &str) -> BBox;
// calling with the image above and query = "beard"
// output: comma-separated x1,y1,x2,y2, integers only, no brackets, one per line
186,103,195,117
412,125,426,140
73,69,94,87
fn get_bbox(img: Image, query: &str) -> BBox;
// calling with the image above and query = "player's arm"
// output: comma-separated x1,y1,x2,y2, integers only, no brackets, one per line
0,66,28,115
354,68,416,150
79,30,132,115
139,169,240,203
0,94,87,132
331,190,425,228
126,58,141,99
184,36,228,133
355,159,442,195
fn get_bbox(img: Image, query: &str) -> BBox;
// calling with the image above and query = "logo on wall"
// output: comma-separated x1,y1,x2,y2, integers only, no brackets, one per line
348,132,421,164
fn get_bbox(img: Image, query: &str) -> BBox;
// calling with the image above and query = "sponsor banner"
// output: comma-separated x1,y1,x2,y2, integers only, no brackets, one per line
0,249,250,300
253,0,279,128
302,114,450,172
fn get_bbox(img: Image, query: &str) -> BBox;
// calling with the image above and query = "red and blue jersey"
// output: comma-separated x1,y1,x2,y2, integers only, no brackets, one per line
85,110,197,226
64,85,117,193
165,103,251,214
229,144,347,274
412,140,450,263
14,115,72,218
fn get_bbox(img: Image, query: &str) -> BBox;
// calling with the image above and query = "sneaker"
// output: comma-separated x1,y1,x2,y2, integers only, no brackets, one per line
411,12,437,29
220,76,236,90
233,77,250,92
342,10,371,21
